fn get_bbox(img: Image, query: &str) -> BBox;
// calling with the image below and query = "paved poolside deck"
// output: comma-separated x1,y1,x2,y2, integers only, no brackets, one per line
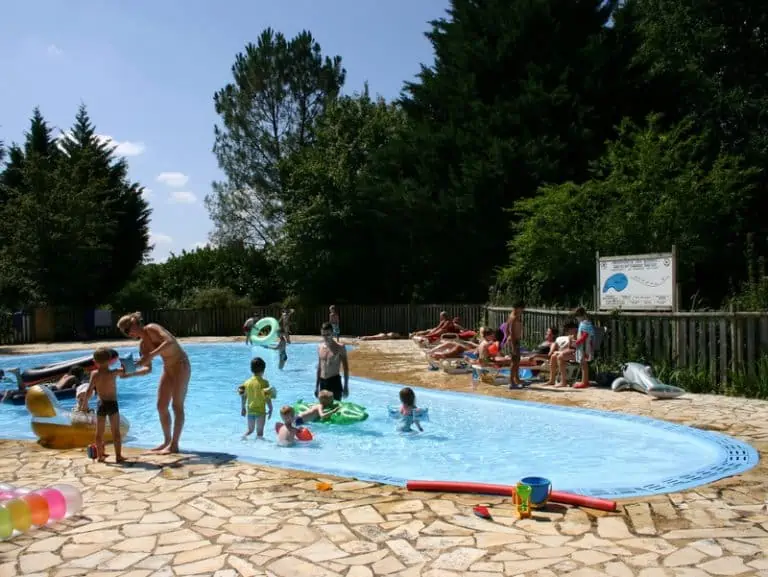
1,337,766,576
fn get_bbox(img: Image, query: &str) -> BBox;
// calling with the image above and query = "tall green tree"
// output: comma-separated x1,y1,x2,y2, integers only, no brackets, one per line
207,29,346,246
0,110,109,307
57,105,152,300
497,116,760,306
275,89,411,303
384,0,619,301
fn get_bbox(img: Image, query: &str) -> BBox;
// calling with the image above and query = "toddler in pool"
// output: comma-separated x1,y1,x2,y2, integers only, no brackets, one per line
397,387,423,433
295,389,338,425
277,406,299,445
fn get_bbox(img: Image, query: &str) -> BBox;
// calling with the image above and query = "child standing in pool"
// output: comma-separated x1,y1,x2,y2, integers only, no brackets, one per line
239,357,273,439
83,347,128,463
397,387,423,433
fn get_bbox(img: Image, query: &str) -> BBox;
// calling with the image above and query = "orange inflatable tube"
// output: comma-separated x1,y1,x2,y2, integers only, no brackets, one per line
405,480,617,512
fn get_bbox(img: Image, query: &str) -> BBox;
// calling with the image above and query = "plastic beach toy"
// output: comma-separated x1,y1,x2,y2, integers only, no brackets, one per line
0,483,81,541
514,483,532,519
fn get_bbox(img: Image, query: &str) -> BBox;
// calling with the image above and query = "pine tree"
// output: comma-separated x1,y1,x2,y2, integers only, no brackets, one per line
58,104,152,302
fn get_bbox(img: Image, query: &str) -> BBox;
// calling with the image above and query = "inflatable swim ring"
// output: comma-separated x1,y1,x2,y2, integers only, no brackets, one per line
387,406,429,421
292,400,368,425
26,385,130,450
275,422,313,441
249,317,280,347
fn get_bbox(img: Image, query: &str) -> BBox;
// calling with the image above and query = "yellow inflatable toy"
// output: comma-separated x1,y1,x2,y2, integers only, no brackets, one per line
26,385,130,450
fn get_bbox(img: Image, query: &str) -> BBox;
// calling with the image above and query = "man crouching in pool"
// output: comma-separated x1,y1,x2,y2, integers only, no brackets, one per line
295,390,339,425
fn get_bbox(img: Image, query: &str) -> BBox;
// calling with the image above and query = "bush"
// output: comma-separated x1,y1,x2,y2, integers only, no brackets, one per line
186,287,251,309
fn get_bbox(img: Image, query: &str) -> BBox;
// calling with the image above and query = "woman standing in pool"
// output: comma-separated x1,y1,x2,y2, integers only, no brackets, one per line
117,312,191,454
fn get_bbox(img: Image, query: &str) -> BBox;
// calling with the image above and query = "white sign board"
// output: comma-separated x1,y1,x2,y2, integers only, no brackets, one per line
598,253,674,311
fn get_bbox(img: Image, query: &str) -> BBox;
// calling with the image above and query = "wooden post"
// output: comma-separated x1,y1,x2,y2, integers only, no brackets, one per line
595,251,601,313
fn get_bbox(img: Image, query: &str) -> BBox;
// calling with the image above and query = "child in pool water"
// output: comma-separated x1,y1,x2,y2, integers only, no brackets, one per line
276,330,288,370
295,389,338,424
239,357,273,439
397,387,423,433
277,406,299,445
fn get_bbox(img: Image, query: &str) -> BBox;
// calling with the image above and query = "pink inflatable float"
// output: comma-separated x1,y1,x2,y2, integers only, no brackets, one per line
0,482,82,540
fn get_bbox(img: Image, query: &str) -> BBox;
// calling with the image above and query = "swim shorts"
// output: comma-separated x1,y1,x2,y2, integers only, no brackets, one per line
510,341,521,363
332,324,340,338
279,349,288,363
317,375,343,401
97,400,119,417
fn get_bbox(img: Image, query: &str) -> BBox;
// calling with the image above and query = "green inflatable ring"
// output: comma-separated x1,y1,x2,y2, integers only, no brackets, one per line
292,399,368,425
250,317,279,347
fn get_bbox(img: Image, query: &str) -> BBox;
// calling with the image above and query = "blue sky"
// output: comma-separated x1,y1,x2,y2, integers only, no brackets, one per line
1,0,448,262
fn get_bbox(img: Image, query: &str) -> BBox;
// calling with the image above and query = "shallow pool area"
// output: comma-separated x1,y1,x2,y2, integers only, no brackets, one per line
0,343,759,498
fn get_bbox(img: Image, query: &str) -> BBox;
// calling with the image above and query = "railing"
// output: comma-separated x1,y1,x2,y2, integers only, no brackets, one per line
0,312,35,346
488,306,768,385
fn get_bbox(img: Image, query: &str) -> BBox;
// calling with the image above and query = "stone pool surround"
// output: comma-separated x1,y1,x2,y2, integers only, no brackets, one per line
0,336,766,576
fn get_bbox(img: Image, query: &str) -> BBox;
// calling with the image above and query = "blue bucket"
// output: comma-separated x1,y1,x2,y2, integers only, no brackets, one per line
520,476,551,508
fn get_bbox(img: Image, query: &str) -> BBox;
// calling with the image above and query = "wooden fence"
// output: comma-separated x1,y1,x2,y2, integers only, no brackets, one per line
6,303,767,384
488,306,768,384
0,304,488,347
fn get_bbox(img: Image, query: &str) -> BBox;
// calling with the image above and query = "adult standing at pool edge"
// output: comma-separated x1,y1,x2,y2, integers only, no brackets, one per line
117,312,191,454
316,322,349,400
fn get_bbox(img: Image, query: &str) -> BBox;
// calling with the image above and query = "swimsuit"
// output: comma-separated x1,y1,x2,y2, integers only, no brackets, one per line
576,321,595,363
318,375,343,400
242,375,270,416
97,399,119,417
331,323,340,338
279,348,288,363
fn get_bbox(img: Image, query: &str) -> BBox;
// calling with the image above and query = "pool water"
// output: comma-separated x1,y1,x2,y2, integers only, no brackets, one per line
0,343,759,498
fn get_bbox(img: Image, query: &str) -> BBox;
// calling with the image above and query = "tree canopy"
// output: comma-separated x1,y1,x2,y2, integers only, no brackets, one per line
4,0,768,313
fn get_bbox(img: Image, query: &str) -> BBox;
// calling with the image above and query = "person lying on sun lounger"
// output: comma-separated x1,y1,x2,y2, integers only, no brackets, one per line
427,339,478,359
359,332,403,341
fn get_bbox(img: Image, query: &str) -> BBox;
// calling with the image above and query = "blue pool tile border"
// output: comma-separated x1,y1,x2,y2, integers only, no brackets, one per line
1,343,760,498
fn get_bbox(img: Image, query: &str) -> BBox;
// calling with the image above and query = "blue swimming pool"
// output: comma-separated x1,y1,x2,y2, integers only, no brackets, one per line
0,343,759,498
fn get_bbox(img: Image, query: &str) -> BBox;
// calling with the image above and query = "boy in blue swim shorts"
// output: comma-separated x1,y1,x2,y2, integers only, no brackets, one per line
239,357,273,439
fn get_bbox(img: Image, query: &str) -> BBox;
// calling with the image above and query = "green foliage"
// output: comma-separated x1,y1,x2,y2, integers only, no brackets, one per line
0,106,151,309
274,88,412,303
110,243,281,310
207,29,346,246
497,115,760,306
653,358,768,400
187,287,251,309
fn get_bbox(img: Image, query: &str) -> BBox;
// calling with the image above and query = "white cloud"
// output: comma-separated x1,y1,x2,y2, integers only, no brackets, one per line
101,135,145,156
156,172,189,188
47,44,63,57
193,241,208,250
168,191,197,204
56,131,145,157
141,188,152,200
149,232,173,245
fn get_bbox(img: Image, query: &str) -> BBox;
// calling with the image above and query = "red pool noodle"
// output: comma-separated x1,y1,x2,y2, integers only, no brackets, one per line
405,480,617,512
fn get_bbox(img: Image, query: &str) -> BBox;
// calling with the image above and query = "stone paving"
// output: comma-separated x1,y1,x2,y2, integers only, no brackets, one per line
0,338,767,576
